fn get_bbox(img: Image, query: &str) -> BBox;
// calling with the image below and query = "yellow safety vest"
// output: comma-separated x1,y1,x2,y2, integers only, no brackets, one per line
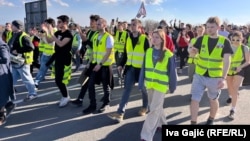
72,33,79,48
92,32,114,66
6,31,12,43
126,34,146,68
38,34,46,52
51,63,72,85
187,38,199,64
195,35,226,77
144,48,173,93
247,36,250,47
85,30,98,60
19,32,33,65
228,45,244,75
114,31,127,53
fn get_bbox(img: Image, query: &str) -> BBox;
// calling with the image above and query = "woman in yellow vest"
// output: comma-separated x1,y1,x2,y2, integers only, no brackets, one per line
139,29,177,141
226,31,250,120
187,25,205,82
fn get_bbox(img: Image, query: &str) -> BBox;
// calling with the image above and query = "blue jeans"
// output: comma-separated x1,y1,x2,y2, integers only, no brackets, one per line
71,48,81,69
12,64,37,96
35,54,52,84
117,67,148,114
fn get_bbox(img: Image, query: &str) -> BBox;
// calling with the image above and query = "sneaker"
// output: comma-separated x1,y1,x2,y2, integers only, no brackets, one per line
226,97,232,105
23,95,37,102
82,105,96,114
59,97,70,107
98,104,109,113
5,101,16,118
108,113,124,123
228,110,235,120
205,119,214,125
71,99,83,107
138,108,148,116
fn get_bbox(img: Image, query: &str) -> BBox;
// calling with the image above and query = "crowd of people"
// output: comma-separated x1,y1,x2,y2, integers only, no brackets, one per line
0,15,250,141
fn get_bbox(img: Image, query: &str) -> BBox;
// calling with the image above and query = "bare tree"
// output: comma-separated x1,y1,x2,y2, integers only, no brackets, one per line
142,19,159,33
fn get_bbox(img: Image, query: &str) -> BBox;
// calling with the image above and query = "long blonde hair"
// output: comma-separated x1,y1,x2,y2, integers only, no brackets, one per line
152,29,166,62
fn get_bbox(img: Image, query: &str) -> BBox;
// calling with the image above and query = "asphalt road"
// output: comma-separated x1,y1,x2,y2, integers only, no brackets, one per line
0,65,250,141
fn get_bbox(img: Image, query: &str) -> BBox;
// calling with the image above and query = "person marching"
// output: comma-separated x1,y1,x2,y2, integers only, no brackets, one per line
189,16,233,125
187,25,205,82
45,15,73,107
0,40,15,125
226,31,250,119
113,21,129,87
82,17,114,114
139,29,177,141
71,15,100,107
108,18,149,122
34,18,56,89
69,23,82,72
8,20,37,101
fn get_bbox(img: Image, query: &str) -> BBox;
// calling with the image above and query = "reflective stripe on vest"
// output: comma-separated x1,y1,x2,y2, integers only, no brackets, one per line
126,34,146,68
114,31,127,53
92,32,114,66
19,32,33,65
195,35,225,77
187,38,198,64
228,45,244,75
144,48,173,93
51,63,72,85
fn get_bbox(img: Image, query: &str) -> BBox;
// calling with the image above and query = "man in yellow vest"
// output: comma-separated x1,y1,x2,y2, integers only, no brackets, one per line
69,23,82,72
34,18,56,89
1,22,12,43
113,21,129,87
82,17,114,114
108,18,149,122
8,20,37,101
189,17,233,125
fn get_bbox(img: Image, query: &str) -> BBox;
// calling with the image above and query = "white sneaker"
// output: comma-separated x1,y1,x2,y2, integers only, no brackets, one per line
59,97,70,107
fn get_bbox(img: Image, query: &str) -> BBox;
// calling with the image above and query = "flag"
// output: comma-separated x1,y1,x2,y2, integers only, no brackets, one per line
136,1,146,18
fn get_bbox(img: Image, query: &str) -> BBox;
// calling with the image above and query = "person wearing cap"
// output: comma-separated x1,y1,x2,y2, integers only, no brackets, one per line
7,20,37,102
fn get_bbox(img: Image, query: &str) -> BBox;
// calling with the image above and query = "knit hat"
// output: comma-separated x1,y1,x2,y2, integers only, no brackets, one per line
12,20,24,30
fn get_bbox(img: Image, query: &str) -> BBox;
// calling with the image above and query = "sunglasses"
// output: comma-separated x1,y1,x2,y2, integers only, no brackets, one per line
231,39,240,42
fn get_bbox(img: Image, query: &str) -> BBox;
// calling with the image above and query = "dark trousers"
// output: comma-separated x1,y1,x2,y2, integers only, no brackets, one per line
55,62,68,97
30,47,40,73
88,66,110,107
78,79,89,99
178,46,188,69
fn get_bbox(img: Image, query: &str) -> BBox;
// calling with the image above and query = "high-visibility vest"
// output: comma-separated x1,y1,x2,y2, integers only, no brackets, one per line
43,40,55,55
195,35,226,77
187,38,199,64
72,32,79,48
38,34,46,52
19,32,33,65
51,63,72,85
6,31,12,43
126,34,146,68
228,45,244,75
85,30,98,60
92,32,114,66
114,31,127,53
144,48,173,93
247,36,250,47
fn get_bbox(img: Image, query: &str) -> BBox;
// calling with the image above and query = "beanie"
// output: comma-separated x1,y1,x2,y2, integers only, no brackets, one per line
12,20,24,30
